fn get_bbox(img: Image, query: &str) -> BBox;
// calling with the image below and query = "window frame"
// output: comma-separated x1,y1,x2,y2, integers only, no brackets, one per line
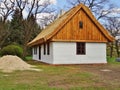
76,42,86,55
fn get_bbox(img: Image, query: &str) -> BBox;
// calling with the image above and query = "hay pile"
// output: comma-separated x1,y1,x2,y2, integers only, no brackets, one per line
0,55,40,72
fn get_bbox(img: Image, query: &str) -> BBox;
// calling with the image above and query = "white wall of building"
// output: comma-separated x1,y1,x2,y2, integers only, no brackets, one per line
41,43,53,64
32,46,39,61
33,42,107,64
32,43,53,64
52,42,107,64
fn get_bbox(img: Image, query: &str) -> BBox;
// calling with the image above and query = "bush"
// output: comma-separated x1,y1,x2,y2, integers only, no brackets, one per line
0,45,23,58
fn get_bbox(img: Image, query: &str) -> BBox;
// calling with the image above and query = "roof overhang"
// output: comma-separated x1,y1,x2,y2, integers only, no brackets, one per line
27,38,45,47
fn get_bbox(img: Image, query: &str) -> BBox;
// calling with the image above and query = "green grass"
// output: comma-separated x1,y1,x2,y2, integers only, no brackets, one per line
107,56,120,64
0,71,97,90
0,60,120,90
25,56,32,61
70,87,114,90
107,56,116,63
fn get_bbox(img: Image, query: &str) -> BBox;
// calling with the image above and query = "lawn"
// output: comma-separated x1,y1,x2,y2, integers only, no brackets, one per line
0,58,120,90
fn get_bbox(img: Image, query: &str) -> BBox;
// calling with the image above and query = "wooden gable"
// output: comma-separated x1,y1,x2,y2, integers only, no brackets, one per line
28,4,114,46
51,8,108,42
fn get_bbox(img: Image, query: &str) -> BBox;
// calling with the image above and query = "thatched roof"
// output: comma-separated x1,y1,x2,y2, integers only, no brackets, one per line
28,4,114,46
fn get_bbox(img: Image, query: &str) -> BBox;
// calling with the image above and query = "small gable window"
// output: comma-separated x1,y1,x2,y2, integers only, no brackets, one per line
76,42,85,55
79,21,83,29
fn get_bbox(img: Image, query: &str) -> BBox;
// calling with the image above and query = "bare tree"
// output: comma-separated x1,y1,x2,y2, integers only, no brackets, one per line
66,0,114,20
14,0,56,57
22,17,38,57
15,0,27,17
105,17,120,57
0,0,14,47
0,0,57,57
0,18,10,48
38,13,57,29
0,0,15,23
0,0,56,22
15,0,55,20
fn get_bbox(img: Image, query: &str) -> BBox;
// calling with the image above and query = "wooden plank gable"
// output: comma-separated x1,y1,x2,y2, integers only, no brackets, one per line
52,8,108,42
28,4,114,47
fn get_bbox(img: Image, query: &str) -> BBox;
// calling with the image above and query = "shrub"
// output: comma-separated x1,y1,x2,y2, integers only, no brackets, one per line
0,45,23,58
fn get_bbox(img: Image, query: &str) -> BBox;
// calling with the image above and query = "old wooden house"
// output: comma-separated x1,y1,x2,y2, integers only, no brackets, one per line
28,4,114,64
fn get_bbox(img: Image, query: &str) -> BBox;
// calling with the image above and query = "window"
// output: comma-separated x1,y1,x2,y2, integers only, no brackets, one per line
79,21,83,29
34,47,37,55
43,43,50,55
47,43,50,55
76,42,85,55
44,43,46,55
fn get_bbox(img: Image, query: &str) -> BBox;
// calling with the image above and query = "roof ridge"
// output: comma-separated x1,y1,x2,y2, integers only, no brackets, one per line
28,3,114,46
44,4,83,40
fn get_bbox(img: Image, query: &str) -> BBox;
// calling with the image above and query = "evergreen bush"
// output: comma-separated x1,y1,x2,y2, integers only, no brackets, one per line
0,44,23,58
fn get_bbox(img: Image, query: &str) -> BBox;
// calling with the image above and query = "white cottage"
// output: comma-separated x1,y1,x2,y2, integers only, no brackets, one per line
28,4,114,64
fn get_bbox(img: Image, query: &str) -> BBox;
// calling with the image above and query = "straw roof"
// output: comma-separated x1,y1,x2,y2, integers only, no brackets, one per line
28,4,114,46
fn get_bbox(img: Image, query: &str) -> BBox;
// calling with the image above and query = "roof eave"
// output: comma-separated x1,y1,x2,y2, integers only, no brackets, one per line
27,38,45,47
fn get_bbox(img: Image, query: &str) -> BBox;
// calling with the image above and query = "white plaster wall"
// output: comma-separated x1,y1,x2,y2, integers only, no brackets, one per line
32,43,53,64
41,43,53,64
52,42,107,64
32,46,39,61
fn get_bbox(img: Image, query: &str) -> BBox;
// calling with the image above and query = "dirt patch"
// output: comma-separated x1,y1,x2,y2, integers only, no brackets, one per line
100,69,112,72
0,55,41,72
77,65,120,87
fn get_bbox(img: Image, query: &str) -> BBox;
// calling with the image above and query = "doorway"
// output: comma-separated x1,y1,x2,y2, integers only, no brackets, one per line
39,46,41,60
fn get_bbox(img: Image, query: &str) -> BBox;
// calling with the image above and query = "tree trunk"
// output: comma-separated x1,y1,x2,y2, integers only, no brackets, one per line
23,43,27,58
110,42,114,57
115,40,120,57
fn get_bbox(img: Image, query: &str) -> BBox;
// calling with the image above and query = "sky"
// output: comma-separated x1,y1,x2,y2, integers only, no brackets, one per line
37,0,120,27
1,0,120,24
56,0,120,9
110,0,120,8
55,0,120,16
56,0,68,10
